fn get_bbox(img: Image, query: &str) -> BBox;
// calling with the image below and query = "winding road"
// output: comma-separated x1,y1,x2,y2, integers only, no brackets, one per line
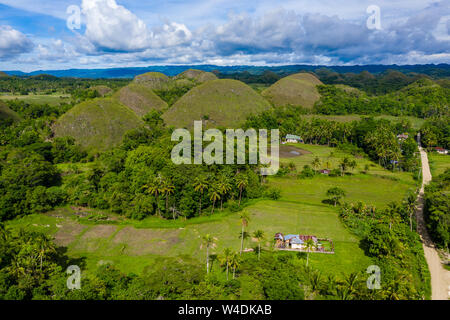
416,148,450,300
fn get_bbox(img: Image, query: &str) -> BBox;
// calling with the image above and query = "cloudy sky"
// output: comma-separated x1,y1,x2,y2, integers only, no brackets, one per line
0,0,449,71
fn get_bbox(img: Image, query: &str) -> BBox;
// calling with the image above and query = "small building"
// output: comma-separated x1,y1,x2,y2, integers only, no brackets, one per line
434,147,448,155
320,169,331,175
285,134,304,144
290,237,304,249
397,133,409,141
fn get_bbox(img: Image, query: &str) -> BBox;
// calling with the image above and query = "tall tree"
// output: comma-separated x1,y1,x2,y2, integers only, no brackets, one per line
252,230,265,260
304,238,317,267
235,174,248,206
193,176,208,216
201,234,217,274
239,210,251,255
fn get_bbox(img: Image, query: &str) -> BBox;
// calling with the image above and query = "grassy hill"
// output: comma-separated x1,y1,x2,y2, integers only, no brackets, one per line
175,69,218,83
114,83,168,116
262,73,323,108
0,71,10,78
53,98,143,151
133,72,170,90
90,85,113,97
0,100,21,121
162,79,272,128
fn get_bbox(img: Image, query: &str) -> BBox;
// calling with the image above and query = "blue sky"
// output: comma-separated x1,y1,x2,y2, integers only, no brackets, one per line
0,0,449,71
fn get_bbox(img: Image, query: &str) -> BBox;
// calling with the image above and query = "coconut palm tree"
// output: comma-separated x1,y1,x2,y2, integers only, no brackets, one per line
235,174,248,206
193,176,208,216
229,251,240,279
36,234,56,270
218,176,232,210
304,238,317,267
201,234,217,274
144,175,164,217
252,230,265,260
312,157,321,172
162,178,175,217
209,184,221,215
219,248,233,280
239,210,250,255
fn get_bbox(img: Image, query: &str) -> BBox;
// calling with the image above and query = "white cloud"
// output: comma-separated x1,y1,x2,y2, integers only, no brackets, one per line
81,0,151,52
0,25,33,59
79,0,192,52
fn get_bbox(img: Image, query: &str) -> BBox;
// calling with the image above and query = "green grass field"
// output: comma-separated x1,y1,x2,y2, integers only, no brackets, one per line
7,143,418,277
428,152,450,177
0,93,70,106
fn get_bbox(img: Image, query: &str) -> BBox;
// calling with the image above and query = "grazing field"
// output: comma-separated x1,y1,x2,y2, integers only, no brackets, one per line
0,93,70,106
428,153,450,177
6,143,416,278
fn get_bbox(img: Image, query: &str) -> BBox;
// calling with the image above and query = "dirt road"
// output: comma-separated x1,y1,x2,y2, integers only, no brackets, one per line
416,148,450,300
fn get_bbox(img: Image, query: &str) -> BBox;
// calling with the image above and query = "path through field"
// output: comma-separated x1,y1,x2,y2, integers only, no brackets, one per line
417,148,450,300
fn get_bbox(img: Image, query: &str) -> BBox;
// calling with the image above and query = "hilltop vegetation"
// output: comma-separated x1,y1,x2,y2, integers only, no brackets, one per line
175,69,218,83
262,73,323,108
0,101,21,123
315,78,450,118
133,72,170,90
163,79,272,128
114,83,168,116
53,98,144,151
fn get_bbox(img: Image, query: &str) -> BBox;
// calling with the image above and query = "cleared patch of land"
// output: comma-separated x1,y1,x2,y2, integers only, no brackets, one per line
428,153,450,177
0,93,70,106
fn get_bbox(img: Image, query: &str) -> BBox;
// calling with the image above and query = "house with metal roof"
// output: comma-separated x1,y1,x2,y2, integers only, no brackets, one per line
285,134,303,143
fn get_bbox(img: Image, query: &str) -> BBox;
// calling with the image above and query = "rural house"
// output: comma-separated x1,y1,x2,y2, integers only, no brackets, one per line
285,134,304,143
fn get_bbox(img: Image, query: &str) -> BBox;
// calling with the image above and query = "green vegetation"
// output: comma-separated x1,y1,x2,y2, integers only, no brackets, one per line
114,83,168,116
0,100,21,122
53,98,144,151
262,73,323,108
423,169,450,250
133,72,170,90
163,79,272,128
174,69,218,83
0,69,447,300
315,78,449,118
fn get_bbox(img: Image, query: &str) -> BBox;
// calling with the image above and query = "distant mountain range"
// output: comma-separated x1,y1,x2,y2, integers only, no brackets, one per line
3,64,450,79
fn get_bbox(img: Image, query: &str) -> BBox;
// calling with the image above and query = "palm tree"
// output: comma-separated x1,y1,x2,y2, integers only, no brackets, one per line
193,176,208,216
239,210,251,255
201,234,217,274
218,176,232,210
308,270,323,296
209,184,221,215
229,251,240,279
348,160,357,173
144,175,164,217
304,238,316,267
405,194,416,232
312,157,321,172
36,234,56,270
219,248,233,280
162,178,175,217
235,174,248,206
340,157,350,176
252,230,265,260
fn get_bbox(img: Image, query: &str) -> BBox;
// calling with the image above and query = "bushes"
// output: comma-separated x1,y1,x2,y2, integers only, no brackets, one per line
423,169,450,250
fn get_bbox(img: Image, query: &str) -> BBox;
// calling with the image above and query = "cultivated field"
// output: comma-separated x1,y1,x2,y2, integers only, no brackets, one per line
7,143,418,277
